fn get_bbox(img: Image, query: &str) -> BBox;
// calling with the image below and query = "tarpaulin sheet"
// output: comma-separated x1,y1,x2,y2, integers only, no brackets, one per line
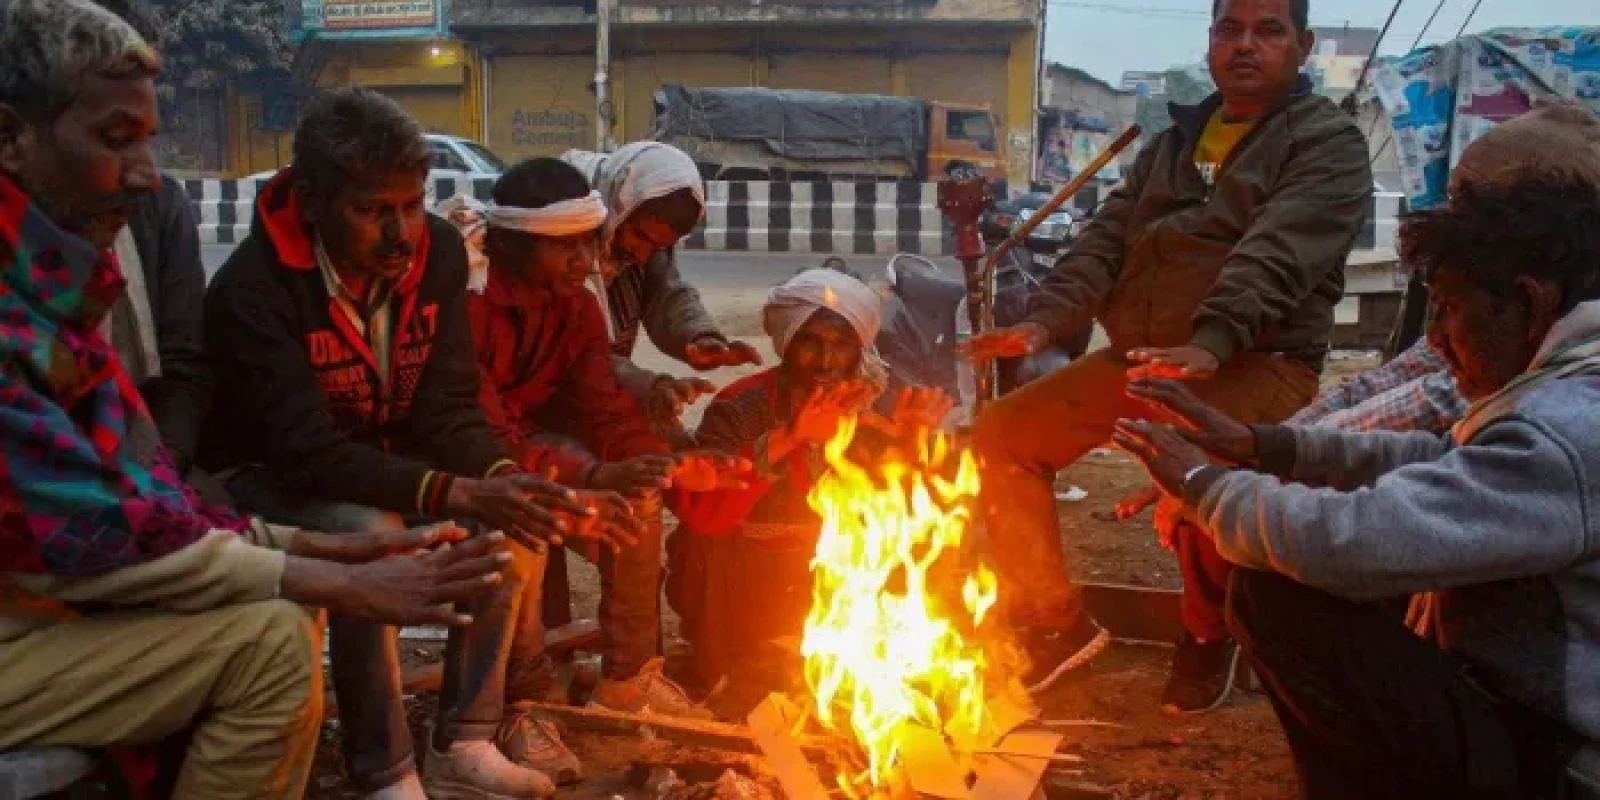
653,84,926,172
1372,27,1600,210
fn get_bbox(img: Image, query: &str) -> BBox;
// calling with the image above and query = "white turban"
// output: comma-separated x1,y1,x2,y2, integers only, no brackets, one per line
562,142,705,259
485,190,608,237
763,269,888,388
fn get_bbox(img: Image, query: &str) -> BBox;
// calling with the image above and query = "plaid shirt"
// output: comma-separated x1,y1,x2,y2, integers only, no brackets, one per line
1287,341,1468,433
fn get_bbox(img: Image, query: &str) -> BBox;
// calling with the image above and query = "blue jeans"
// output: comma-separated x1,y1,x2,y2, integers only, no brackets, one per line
226,468,546,793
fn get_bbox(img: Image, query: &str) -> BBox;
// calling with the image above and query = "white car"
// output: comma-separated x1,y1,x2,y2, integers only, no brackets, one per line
246,134,506,205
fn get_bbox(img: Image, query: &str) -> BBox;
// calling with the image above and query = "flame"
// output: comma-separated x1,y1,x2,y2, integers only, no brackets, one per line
801,416,1025,796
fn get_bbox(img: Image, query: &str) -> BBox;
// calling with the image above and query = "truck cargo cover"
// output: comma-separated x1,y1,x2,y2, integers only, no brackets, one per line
653,84,926,171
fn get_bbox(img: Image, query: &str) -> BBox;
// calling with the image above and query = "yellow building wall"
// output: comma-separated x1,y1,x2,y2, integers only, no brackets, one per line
906,53,1010,120
231,93,286,178
228,40,476,176
234,25,1038,186
487,54,595,160
767,53,893,95
1004,26,1039,188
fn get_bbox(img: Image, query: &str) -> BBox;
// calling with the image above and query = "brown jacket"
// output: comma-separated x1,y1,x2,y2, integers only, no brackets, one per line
1025,79,1372,369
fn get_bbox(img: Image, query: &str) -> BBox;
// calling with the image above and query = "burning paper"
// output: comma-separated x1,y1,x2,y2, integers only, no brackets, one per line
800,417,1031,797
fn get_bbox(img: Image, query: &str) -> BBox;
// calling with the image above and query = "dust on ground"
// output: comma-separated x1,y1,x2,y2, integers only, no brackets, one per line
306,271,1382,799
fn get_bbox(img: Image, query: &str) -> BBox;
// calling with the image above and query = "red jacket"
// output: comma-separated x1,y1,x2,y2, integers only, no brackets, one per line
468,271,669,485
674,369,810,537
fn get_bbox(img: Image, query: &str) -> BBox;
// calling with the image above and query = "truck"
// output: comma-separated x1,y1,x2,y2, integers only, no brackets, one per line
652,84,1007,187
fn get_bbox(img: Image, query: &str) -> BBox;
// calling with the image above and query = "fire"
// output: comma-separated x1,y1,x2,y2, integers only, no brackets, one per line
801,416,1026,796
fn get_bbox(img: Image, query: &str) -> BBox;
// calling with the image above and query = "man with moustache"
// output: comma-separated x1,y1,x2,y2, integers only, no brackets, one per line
1111,100,1600,798
203,88,640,799
964,0,1373,713
0,3,510,798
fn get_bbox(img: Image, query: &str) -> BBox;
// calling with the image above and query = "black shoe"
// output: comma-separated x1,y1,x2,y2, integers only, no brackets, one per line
1022,614,1111,694
1159,633,1240,716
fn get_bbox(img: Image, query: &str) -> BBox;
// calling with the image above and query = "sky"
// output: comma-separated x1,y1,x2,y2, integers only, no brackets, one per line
1045,0,1600,87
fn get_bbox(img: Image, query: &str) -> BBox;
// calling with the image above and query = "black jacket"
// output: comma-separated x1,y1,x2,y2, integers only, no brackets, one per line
201,168,514,516
129,174,210,469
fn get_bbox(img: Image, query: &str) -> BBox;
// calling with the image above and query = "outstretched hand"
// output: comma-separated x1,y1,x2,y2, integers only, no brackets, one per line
650,376,719,422
296,530,515,627
447,472,596,552
1111,418,1212,500
1126,346,1219,380
960,322,1050,364
1125,378,1257,464
685,336,764,370
558,490,645,555
590,455,677,496
791,380,877,446
289,522,470,564
671,450,753,492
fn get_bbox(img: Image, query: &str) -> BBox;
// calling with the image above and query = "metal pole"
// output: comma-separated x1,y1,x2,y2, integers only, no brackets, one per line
480,51,492,146
595,0,613,151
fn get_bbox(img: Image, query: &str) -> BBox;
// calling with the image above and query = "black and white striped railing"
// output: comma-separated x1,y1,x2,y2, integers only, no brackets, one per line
187,176,1405,261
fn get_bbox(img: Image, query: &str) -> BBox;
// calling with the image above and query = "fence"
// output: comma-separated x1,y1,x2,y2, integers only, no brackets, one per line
188,177,1404,258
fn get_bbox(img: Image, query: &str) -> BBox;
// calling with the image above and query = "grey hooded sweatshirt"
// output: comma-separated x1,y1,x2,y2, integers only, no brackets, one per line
1186,300,1600,744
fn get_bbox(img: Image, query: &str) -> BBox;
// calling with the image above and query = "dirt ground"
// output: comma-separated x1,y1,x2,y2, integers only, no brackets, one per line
304,277,1383,799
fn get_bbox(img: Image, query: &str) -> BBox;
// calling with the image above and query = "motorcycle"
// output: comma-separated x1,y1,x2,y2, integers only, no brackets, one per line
865,252,1090,408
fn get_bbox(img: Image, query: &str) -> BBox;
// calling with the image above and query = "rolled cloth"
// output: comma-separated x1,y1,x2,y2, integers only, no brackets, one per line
764,268,889,389
485,190,608,237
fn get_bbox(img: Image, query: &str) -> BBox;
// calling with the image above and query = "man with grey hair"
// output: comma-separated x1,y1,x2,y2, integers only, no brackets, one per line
0,2,510,798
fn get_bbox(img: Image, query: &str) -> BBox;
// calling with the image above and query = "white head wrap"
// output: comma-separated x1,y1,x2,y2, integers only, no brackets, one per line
484,190,608,237
764,268,889,389
561,142,705,261
559,143,705,333
442,189,608,295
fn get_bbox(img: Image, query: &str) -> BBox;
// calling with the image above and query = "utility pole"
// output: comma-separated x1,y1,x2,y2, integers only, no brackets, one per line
595,0,613,151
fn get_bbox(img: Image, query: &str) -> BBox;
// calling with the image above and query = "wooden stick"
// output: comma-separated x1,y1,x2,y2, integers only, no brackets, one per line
968,750,1084,764
514,700,841,759
1032,719,1129,730
977,125,1144,338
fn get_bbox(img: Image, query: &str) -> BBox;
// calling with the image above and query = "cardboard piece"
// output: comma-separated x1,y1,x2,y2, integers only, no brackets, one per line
748,695,831,800
900,724,970,799
968,729,1066,800
984,695,1040,745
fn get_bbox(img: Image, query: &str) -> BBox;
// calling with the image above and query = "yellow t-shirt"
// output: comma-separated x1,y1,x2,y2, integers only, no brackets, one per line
1194,110,1255,186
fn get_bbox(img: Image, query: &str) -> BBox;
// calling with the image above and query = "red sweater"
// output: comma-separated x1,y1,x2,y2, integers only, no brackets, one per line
468,272,669,485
